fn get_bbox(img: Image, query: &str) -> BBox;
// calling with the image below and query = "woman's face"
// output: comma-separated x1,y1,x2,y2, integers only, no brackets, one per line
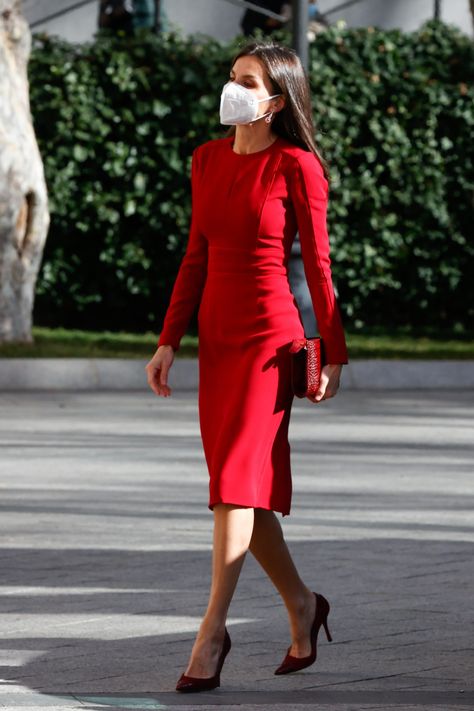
229,55,282,118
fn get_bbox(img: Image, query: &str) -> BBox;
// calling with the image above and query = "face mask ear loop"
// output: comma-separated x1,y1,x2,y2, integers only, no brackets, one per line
263,92,281,123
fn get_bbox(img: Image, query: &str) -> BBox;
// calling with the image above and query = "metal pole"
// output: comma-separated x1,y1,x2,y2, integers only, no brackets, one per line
434,0,441,19
288,0,317,335
324,0,368,16
154,0,161,32
221,0,286,23
292,0,309,70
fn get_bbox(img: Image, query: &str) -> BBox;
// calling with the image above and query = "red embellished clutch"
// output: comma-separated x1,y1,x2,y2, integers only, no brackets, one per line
290,337,325,399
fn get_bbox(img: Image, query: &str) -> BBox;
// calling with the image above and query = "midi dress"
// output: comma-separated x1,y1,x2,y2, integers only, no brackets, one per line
157,134,348,516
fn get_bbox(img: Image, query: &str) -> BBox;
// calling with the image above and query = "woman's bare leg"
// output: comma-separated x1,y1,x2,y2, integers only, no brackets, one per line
184,503,254,678
249,508,316,658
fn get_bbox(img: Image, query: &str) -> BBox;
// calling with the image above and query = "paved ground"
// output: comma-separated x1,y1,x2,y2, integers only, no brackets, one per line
0,388,473,711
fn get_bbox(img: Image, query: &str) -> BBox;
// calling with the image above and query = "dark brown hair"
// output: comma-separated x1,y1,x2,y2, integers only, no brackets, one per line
227,41,331,183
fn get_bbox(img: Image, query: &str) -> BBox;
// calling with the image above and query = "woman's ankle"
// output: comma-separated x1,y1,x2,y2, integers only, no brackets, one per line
197,615,226,642
286,586,314,618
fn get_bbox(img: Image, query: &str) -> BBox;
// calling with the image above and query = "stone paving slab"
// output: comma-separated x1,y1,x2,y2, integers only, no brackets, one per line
0,690,473,708
0,389,473,711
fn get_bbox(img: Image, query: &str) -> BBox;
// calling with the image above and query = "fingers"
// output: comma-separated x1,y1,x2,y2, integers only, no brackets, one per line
145,358,172,397
157,363,171,397
159,360,169,386
313,371,329,403
156,369,172,397
145,365,164,396
307,371,340,404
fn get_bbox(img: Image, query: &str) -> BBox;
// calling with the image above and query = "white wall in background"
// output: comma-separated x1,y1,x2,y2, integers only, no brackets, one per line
23,0,473,43
24,0,98,43
163,0,242,41
318,0,472,36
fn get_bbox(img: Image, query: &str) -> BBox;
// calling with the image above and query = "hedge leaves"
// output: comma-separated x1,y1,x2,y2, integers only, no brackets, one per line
29,21,473,333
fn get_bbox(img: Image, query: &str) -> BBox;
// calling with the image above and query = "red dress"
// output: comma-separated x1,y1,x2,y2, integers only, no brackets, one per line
158,135,348,515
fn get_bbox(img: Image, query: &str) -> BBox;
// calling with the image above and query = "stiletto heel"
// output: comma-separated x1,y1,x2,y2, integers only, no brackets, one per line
274,592,332,675
323,616,332,642
176,628,231,693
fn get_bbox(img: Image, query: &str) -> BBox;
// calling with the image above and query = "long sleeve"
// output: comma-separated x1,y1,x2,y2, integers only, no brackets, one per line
289,152,349,364
157,147,208,351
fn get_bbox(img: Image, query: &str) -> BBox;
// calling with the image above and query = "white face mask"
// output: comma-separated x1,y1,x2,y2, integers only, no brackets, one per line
219,81,281,126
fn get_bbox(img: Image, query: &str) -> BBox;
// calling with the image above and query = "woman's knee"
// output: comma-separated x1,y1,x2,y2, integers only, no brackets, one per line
253,508,284,539
213,503,253,514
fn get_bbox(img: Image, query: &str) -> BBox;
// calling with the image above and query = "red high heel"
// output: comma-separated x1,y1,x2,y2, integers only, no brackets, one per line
274,592,332,675
176,628,231,693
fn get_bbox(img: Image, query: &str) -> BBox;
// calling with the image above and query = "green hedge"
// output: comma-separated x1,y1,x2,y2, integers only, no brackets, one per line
29,20,474,333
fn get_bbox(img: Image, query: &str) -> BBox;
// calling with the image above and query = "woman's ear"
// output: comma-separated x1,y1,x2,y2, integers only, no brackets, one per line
273,96,285,114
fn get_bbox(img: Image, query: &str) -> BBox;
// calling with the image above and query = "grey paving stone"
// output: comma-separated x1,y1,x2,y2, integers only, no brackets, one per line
1,690,472,708
0,389,472,711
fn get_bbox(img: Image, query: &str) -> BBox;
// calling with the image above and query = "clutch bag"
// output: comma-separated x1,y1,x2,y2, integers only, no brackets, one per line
290,337,325,398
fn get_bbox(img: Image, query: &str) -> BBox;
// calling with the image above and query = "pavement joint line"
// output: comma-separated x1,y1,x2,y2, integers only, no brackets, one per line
0,689,473,707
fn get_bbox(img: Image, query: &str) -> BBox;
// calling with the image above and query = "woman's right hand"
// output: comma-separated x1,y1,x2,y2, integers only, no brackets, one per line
145,345,175,397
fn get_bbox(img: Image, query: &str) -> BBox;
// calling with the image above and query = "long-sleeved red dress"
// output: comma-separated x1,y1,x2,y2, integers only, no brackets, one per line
158,135,348,516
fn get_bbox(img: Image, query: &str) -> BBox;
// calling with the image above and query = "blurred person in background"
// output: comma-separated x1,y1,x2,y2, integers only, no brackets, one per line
241,0,289,36
98,0,134,33
241,1,328,38
308,0,330,36
98,0,164,33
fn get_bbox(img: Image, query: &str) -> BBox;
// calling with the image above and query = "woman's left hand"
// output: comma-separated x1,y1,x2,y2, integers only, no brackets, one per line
307,364,343,404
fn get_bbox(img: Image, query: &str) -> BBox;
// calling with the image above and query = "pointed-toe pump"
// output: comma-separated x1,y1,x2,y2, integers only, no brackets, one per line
274,592,332,675
176,628,232,693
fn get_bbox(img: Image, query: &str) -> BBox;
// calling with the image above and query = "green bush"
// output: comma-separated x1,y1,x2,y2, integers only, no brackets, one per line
310,21,474,330
29,20,474,333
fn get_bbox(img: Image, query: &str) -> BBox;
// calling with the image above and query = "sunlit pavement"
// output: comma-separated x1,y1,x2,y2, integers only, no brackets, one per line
0,389,473,710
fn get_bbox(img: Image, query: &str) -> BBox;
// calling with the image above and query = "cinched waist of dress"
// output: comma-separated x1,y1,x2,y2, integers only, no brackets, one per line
206,245,289,277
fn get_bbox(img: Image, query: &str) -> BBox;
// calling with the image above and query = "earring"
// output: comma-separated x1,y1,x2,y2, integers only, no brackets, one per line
265,112,273,124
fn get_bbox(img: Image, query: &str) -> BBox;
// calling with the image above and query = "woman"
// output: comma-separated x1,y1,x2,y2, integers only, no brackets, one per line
145,41,348,693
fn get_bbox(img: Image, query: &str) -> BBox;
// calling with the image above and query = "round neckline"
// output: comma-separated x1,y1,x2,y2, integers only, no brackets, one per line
228,134,281,157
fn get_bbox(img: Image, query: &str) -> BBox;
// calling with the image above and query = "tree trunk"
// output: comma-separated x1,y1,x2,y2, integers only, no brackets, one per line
0,0,49,343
